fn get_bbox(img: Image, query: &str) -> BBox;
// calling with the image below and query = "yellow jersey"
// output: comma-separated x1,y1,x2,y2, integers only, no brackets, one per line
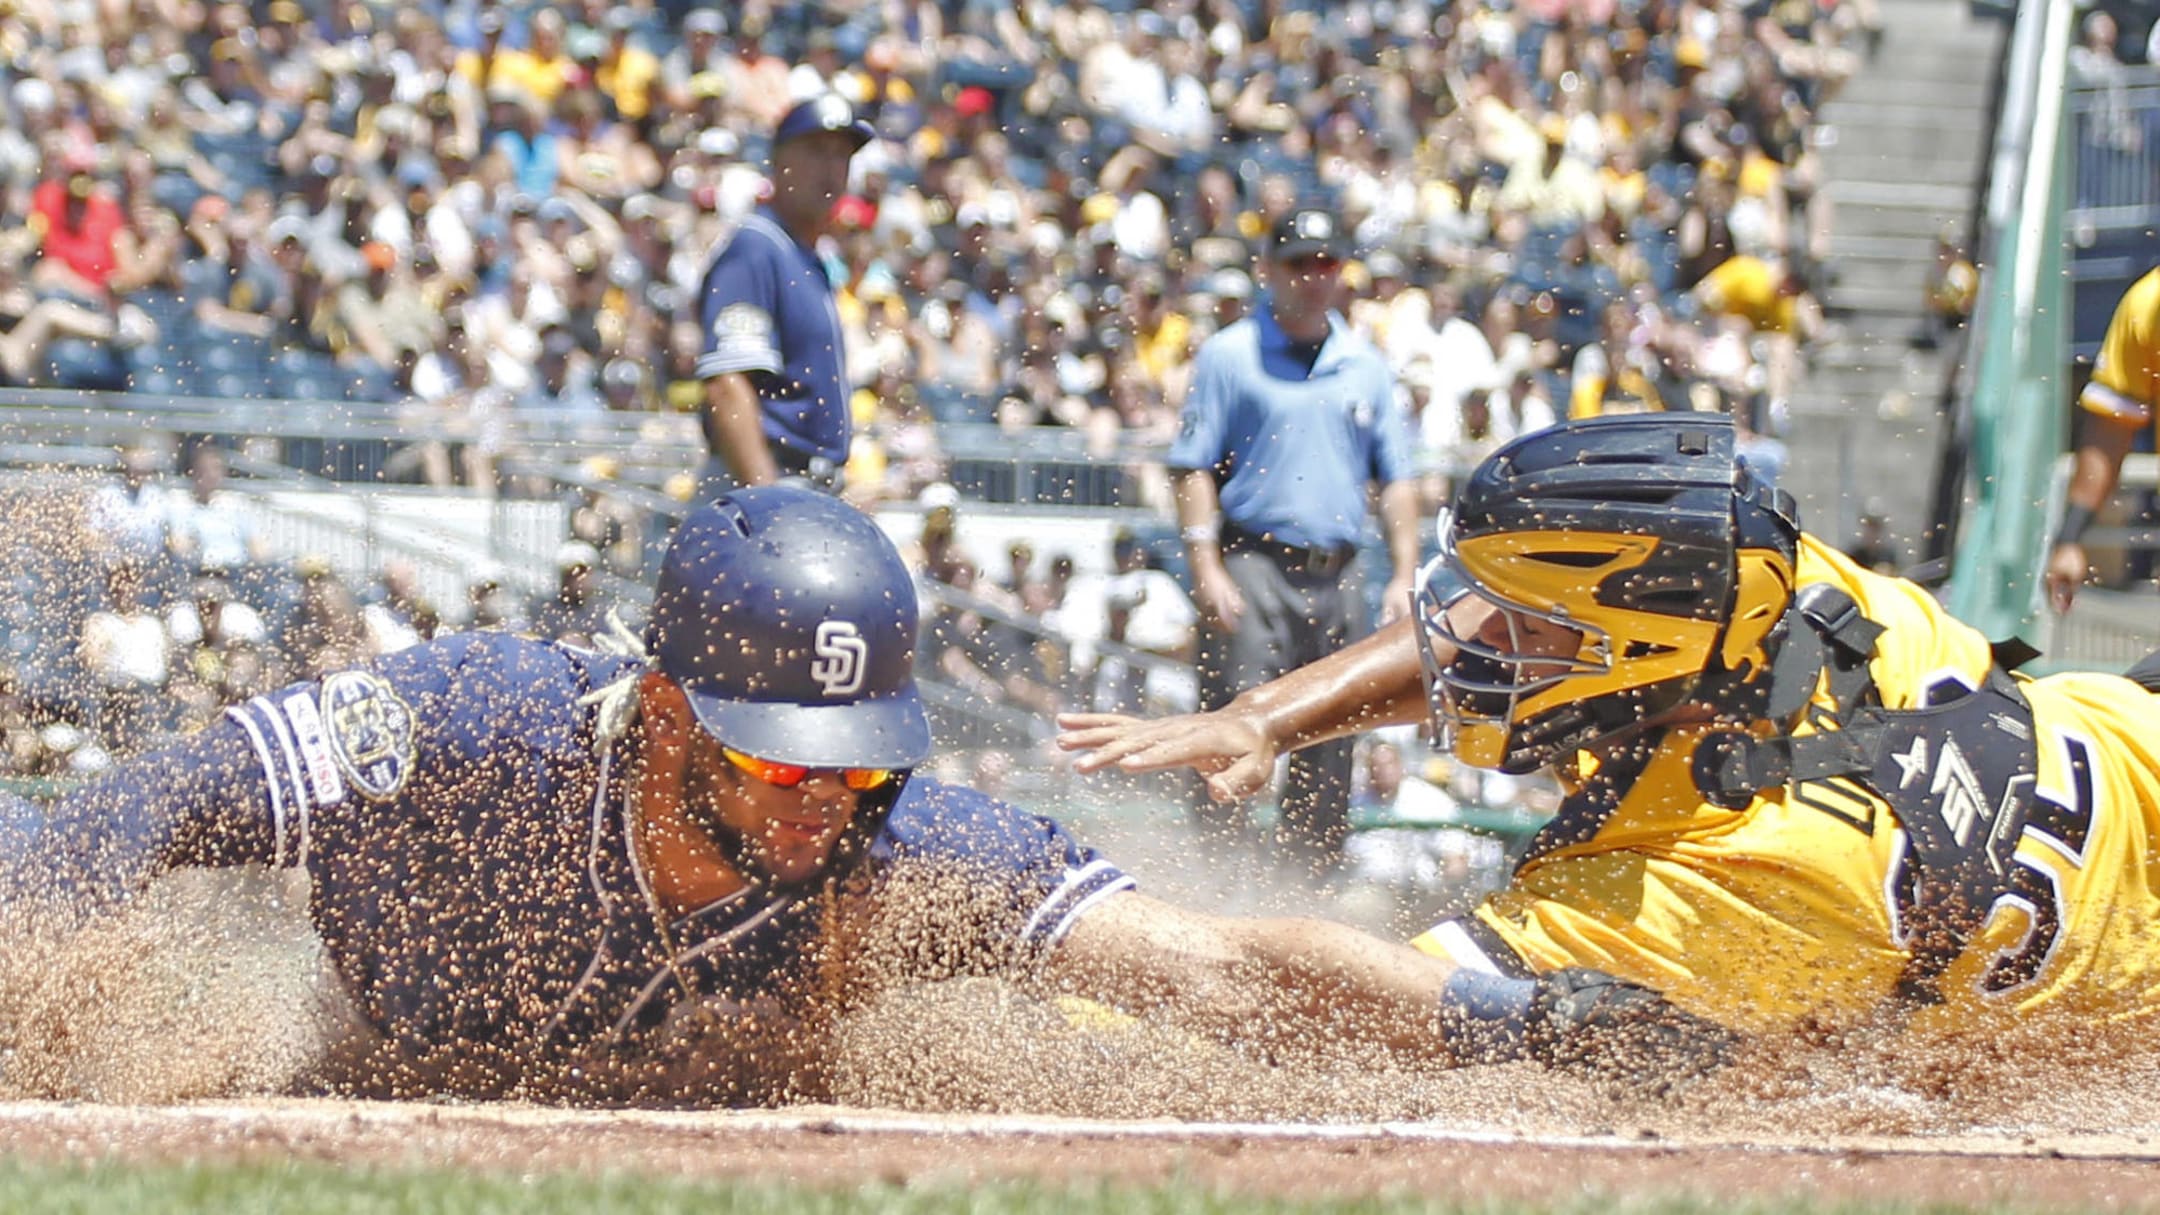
1415,536,2160,1034
1695,255,1799,336
2080,266,2160,430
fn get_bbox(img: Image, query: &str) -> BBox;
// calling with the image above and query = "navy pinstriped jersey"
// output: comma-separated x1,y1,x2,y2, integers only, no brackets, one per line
695,205,852,465
42,632,1131,1091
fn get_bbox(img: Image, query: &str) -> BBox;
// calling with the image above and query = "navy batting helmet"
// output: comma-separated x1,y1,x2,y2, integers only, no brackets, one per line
647,487,932,770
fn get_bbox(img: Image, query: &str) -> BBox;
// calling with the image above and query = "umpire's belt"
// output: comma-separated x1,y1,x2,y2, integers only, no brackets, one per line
1222,525,1354,578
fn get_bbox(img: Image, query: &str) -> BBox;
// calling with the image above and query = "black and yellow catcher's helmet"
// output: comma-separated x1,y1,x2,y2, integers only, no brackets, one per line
1415,414,1801,774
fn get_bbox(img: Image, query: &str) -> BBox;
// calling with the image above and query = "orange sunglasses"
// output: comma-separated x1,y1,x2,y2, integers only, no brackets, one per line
721,746,895,792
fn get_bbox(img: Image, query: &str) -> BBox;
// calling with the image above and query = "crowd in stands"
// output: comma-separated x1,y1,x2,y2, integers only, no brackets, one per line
1,0,1868,512
0,0,1885,890
0,440,622,778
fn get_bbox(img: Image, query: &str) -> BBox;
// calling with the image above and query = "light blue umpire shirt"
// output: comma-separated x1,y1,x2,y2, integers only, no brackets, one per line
1167,299,1412,553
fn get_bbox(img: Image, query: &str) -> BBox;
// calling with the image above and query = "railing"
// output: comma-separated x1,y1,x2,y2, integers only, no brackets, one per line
0,385,1190,751
2066,66,2160,230
0,387,1182,508
1941,0,2075,645
1921,1,2024,573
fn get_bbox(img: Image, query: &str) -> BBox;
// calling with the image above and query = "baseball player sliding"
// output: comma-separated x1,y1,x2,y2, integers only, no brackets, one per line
1065,414,2160,1044
0,488,1710,1105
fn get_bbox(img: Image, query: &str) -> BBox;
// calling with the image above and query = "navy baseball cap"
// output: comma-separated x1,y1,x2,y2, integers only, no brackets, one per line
1269,209,1349,261
771,93,876,152
647,488,931,770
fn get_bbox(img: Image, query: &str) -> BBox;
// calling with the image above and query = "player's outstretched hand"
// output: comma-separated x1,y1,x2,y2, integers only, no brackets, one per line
1055,709,1279,804
2044,540,2088,615
1527,968,1736,1096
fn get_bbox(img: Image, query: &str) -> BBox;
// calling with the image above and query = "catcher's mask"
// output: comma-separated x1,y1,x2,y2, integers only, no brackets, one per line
1416,414,1800,774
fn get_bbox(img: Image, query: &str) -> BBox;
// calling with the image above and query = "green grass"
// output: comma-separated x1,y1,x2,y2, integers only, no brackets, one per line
0,1161,2120,1215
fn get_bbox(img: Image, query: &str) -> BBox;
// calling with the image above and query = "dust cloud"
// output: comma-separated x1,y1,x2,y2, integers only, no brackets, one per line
0,868,349,1103
1,822,2158,1146
820,841,2160,1143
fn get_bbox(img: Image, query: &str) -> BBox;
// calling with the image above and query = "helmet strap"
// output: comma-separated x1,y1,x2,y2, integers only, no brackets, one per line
1689,585,1887,807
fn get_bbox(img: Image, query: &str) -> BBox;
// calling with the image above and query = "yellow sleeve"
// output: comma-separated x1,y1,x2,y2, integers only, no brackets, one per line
1568,374,1606,419
2080,267,2160,425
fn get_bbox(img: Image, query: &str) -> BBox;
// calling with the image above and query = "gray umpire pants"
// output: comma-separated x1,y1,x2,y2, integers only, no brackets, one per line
1195,549,1366,872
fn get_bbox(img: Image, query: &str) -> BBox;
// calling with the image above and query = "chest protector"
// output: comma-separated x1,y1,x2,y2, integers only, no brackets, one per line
1689,585,2041,1005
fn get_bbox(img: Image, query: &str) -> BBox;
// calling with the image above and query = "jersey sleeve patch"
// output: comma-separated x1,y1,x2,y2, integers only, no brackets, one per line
280,689,348,808
321,670,416,802
697,302,782,377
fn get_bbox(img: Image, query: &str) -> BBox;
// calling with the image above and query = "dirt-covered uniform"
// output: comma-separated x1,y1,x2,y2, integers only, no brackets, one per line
12,632,1131,1097
1418,537,2160,1035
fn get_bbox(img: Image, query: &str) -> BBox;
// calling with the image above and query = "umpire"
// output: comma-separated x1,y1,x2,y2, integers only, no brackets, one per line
693,93,873,499
1167,209,1419,874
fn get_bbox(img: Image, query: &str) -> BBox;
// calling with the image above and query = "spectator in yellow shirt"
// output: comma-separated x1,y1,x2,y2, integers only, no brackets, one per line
1914,227,1978,351
1691,254,1823,406
1692,253,1801,335
489,9,576,108
594,11,660,126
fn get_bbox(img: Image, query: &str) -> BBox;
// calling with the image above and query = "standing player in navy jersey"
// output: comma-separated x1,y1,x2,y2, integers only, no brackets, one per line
693,94,868,499
2,489,1720,1105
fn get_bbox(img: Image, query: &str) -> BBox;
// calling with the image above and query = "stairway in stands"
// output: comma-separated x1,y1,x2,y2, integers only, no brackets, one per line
1782,0,2007,563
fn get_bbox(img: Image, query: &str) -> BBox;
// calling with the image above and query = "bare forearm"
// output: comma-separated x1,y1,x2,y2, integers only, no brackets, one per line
1218,914,1462,1060
2065,415,2139,513
1050,893,1461,1064
703,373,778,486
1173,467,1224,573
1236,616,1430,752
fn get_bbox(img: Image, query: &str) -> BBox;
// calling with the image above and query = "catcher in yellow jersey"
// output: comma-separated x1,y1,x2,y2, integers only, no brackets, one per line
2046,264,2160,613
1063,412,2160,1052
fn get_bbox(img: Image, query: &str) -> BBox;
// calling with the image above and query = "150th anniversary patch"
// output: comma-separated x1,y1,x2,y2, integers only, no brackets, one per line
320,671,416,802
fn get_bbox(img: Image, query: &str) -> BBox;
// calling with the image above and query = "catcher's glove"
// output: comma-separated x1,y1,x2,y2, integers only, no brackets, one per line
1525,968,1737,1094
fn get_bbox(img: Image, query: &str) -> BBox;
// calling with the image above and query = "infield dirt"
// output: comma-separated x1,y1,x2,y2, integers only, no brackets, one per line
0,867,2158,1209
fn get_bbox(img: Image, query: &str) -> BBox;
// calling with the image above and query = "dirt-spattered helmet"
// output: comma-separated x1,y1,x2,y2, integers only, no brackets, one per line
1415,413,1800,774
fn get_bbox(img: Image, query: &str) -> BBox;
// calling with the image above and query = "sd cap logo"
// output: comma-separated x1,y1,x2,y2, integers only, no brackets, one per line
809,620,867,697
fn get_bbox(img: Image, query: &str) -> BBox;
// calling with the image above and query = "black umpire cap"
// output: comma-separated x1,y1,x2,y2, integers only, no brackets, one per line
1269,209,1349,261
772,93,876,152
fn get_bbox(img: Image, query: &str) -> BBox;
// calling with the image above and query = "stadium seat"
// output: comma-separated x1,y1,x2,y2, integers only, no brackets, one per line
43,339,126,392
1648,161,1696,202
128,289,189,332
203,335,272,377
125,367,183,397
343,365,395,402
